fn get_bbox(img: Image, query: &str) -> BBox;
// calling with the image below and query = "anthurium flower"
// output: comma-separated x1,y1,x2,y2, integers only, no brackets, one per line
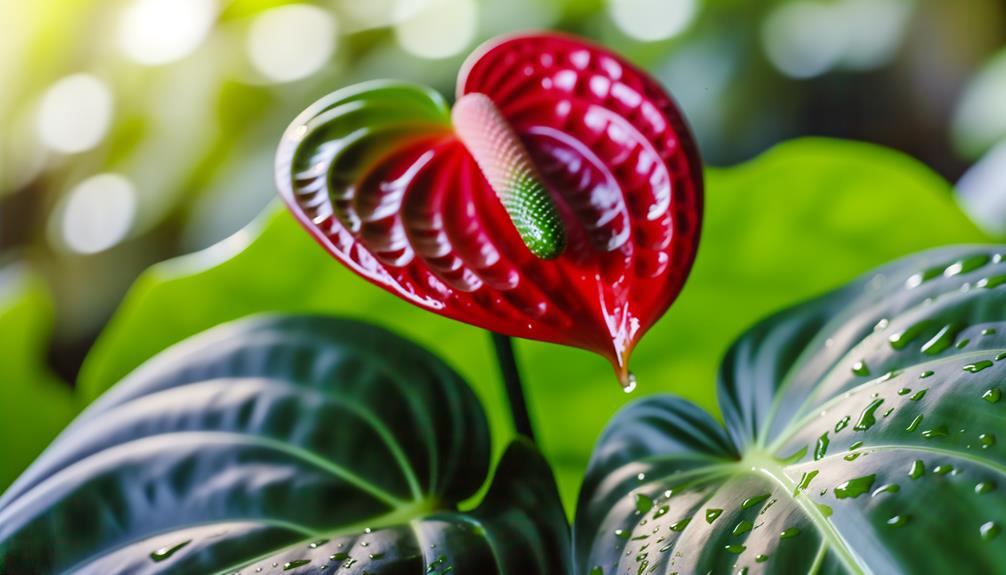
276,32,703,389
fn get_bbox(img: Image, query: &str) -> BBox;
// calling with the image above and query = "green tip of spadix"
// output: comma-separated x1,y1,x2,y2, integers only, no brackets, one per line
452,93,566,260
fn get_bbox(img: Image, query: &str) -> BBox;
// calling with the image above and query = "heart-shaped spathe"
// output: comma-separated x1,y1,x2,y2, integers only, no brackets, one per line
275,32,703,389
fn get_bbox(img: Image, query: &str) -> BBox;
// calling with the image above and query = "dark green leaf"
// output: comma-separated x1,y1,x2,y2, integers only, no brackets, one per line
0,315,569,574
576,246,1006,574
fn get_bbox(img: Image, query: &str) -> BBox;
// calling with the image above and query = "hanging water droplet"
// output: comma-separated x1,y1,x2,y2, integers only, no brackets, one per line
622,372,637,393
723,544,746,554
906,414,924,433
283,560,310,571
705,508,723,523
817,503,833,517
910,389,928,401
756,554,770,563
909,459,925,479
919,370,935,379
982,328,998,336
897,388,912,395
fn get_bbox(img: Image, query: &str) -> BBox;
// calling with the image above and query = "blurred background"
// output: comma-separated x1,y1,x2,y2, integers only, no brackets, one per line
1,0,1005,402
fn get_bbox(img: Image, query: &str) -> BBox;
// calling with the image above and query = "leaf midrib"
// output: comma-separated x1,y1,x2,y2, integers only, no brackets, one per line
743,448,868,575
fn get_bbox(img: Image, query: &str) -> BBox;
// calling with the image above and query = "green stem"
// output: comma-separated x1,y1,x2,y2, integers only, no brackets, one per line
489,332,535,442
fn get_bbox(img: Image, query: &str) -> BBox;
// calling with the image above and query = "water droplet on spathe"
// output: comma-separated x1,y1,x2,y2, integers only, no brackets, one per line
621,371,637,393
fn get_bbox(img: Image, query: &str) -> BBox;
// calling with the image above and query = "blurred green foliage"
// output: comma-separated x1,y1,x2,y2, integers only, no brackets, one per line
0,267,78,489
29,138,977,512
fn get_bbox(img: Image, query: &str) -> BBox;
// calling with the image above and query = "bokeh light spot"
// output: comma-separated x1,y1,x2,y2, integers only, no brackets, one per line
247,4,337,83
762,0,913,80
762,2,845,79
608,0,699,42
957,139,1006,237
118,0,217,65
394,0,477,59
953,49,1006,159
36,74,113,154
57,174,137,254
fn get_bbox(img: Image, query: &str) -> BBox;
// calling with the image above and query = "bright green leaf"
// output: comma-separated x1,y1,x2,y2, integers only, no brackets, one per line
0,265,78,490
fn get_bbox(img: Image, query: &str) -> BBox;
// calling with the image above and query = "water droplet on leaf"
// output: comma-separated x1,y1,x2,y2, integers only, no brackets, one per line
150,540,191,562
834,474,875,499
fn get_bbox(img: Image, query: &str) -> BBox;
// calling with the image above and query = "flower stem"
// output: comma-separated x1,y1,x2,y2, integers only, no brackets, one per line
489,332,535,441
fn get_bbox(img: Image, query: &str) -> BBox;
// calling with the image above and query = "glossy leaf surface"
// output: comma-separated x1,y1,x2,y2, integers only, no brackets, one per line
576,246,1006,574
276,33,703,386
0,316,569,574
79,139,989,511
